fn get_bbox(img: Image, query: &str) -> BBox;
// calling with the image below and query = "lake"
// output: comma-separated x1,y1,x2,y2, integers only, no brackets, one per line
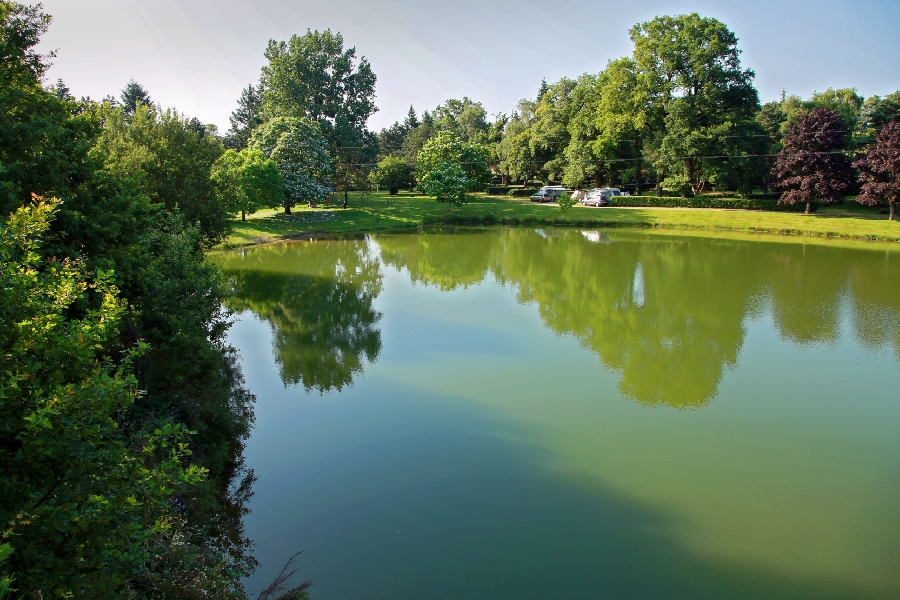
212,227,900,599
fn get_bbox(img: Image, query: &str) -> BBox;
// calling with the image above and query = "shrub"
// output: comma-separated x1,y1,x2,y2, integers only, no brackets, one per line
607,196,813,211
486,186,511,195
509,188,540,197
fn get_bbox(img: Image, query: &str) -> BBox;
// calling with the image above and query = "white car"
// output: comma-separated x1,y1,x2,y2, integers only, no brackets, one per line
530,186,569,203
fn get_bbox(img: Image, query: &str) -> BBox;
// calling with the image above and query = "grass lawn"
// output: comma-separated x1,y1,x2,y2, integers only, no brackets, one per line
221,191,900,248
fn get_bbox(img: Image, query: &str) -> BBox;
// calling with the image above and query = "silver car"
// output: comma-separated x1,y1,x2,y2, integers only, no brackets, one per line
581,189,609,207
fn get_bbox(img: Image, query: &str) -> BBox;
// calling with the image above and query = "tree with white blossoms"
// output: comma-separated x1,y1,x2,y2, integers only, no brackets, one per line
419,163,470,212
416,130,490,212
249,116,332,213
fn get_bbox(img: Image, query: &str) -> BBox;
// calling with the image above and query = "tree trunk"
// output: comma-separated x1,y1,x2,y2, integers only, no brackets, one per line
890,202,895,221
343,190,348,209
594,170,602,188
284,205,292,215
501,173,508,186
655,173,662,196
241,210,246,221
805,201,812,215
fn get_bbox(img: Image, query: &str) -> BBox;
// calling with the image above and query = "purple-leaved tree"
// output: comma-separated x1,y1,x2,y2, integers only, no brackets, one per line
773,108,854,214
855,120,900,221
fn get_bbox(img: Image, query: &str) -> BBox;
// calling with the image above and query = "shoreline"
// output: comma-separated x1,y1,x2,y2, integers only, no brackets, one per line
217,193,900,250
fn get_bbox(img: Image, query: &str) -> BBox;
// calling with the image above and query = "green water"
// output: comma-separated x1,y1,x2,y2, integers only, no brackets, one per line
213,228,900,599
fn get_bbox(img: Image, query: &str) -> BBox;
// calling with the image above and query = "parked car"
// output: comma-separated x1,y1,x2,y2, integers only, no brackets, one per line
582,188,609,207
529,186,569,203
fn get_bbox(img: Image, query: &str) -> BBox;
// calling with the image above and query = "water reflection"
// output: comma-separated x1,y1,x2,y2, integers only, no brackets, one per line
375,229,900,408
215,240,382,393
215,229,900,407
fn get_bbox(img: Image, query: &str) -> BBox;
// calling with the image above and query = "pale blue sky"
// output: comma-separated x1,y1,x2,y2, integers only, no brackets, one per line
37,0,900,132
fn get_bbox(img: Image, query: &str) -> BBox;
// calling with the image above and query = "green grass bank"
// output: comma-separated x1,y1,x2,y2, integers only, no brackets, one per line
221,191,900,248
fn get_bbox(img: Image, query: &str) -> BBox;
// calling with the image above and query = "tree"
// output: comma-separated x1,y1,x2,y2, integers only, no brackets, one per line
224,84,263,150
417,130,491,209
857,91,900,146
631,13,764,195
368,155,414,194
418,162,469,211
431,97,489,142
120,79,152,116
259,29,378,201
403,105,420,131
0,198,209,597
773,108,854,214
249,116,332,213
855,120,900,220
93,103,229,246
212,149,282,220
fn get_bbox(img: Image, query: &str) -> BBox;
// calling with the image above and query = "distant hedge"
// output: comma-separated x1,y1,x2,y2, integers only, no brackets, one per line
607,196,813,212
486,186,511,195
508,188,540,197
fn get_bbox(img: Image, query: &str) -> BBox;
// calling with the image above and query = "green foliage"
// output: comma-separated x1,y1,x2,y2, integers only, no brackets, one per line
557,192,576,212
417,130,491,195
508,188,540,197
259,28,378,193
419,163,469,209
486,186,511,195
0,1,100,217
607,195,810,211
631,13,765,195
0,199,204,597
120,79,152,116
93,103,229,246
249,116,332,211
857,91,900,146
224,84,263,150
369,155,414,194
212,148,283,220
431,97,489,143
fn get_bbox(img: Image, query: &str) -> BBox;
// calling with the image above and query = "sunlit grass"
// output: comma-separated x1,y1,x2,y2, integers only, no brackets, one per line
221,191,900,248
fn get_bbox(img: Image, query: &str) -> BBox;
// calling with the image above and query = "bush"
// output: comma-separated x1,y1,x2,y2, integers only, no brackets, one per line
486,186,511,195
509,188,540,197
607,196,814,211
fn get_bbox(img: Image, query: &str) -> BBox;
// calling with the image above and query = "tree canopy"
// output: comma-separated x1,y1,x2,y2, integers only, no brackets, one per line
773,108,854,213
855,120,900,220
249,116,332,213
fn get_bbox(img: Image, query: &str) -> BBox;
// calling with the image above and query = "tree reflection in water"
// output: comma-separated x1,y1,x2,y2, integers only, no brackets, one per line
218,239,383,393
215,230,900,407
375,229,900,408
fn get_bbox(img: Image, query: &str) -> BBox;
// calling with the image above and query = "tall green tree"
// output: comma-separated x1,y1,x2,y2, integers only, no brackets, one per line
212,148,282,220
857,91,900,146
120,79,152,116
224,84,263,150
431,97,489,142
631,13,765,195
249,116,332,213
93,104,229,246
259,29,377,199
368,155,414,194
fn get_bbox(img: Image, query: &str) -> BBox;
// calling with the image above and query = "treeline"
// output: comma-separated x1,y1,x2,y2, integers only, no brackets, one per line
0,3,311,598
371,14,900,215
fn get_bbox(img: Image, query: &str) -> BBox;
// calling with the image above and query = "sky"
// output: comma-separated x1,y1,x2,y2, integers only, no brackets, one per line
36,0,900,133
